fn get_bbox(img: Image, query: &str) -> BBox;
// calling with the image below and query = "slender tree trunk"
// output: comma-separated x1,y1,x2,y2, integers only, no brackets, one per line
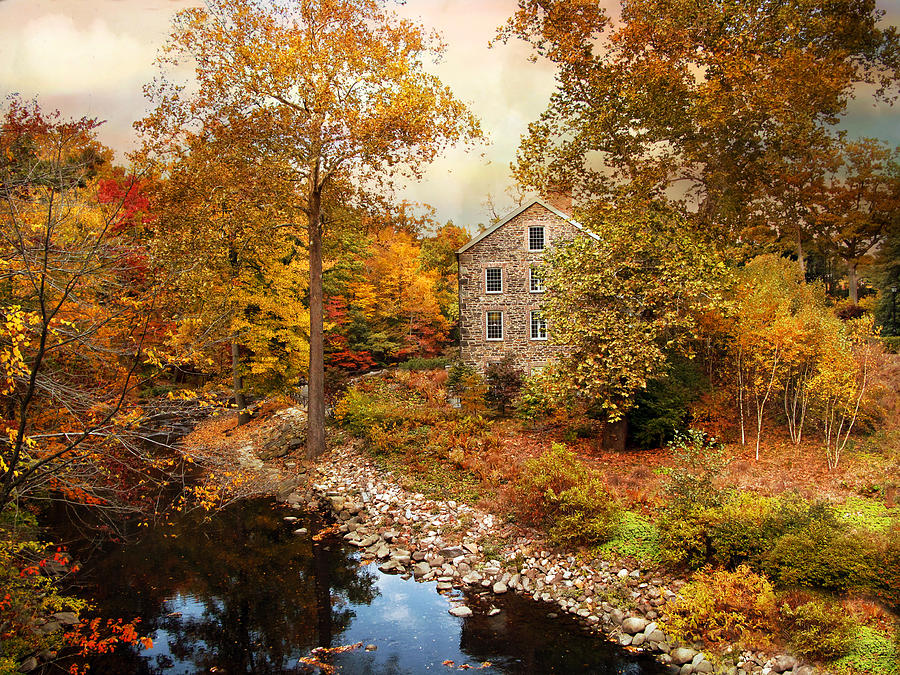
796,231,806,278
232,341,250,426
307,183,326,459
848,262,859,304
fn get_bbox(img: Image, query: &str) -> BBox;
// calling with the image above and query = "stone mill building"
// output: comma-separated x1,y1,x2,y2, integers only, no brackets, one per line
456,192,597,374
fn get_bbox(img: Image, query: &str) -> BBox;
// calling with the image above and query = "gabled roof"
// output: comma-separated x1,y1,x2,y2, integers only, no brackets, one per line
456,197,599,254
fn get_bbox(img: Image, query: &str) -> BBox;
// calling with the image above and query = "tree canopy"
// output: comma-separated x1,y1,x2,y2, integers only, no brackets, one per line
498,0,900,243
139,0,482,456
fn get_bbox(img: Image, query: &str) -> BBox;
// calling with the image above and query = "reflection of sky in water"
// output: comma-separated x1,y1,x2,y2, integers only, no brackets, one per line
144,593,210,675
334,569,503,674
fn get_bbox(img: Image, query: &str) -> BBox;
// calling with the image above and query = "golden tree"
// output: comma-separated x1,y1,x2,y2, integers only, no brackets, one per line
139,0,481,457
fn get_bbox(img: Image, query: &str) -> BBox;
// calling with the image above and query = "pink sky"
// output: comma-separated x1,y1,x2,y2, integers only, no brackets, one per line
1,0,898,228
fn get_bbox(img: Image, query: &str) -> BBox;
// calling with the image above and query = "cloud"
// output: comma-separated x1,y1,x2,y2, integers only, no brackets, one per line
0,13,157,95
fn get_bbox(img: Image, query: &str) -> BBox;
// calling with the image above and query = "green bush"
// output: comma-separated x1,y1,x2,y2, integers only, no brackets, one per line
833,626,900,675
708,492,775,568
398,356,448,371
873,526,900,610
447,360,476,394
516,374,556,422
628,357,703,450
597,511,662,563
879,335,900,354
780,599,856,660
760,526,877,592
663,429,728,510
516,443,620,547
658,489,883,595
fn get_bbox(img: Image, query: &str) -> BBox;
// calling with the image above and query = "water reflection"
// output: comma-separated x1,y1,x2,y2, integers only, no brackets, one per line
73,499,662,674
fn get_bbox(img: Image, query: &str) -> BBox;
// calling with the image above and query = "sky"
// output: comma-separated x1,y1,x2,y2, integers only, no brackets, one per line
1,0,899,230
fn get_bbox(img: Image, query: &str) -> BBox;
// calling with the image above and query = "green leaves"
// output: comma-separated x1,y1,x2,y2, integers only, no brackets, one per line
540,204,730,418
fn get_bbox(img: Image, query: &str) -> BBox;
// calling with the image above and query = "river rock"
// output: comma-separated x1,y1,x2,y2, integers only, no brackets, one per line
52,611,79,625
449,606,473,618
771,656,799,673
622,617,649,634
671,648,698,665
492,581,508,594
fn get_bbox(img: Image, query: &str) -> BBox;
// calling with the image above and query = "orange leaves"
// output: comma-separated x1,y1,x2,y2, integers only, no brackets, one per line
298,642,363,673
442,659,493,670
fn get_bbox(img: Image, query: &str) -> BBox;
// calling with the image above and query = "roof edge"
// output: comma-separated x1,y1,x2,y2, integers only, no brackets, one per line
456,198,598,255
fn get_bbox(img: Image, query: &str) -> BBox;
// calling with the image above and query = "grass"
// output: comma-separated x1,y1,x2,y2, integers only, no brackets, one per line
833,626,900,675
595,510,662,564
835,496,899,534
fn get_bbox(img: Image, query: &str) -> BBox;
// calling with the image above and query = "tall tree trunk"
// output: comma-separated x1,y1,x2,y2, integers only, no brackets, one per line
307,184,326,459
796,231,806,277
232,341,250,426
848,262,859,304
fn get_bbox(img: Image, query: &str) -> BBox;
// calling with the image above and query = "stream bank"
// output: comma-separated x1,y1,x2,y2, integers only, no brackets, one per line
286,441,825,675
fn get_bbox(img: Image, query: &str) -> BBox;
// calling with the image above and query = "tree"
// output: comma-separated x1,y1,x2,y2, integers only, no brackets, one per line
808,316,876,470
145,132,308,421
728,256,835,458
0,98,164,514
498,0,900,241
815,138,900,303
539,203,729,421
139,0,481,458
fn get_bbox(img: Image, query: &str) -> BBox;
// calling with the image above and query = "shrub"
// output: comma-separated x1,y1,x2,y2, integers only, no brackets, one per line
872,526,900,610
447,360,476,394
663,429,728,510
0,513,87,670
597,511,662,564
664,565,777,648
833,626,900,675
707,492,775,568
759,526,877,592
516,374,556,422
779,599,856,660
658,490,884,590
398,356,448,371
515,443,620,547
484,356,522,414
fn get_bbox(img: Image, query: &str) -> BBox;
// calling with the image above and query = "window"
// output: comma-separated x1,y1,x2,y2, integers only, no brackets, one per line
528,226,545,251
530,310,547,340
485,267,502,293
486,311,503,340
529,266,545,293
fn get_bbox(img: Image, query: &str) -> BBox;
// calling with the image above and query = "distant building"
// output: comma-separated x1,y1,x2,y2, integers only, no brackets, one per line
456,192,596,374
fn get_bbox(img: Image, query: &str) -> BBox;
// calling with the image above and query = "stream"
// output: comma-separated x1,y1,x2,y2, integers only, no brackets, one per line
64,498,665,674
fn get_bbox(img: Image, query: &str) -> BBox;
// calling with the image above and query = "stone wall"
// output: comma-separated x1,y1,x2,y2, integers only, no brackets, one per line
458,203,582,373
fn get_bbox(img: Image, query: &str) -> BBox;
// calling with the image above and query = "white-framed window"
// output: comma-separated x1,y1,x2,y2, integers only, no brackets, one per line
530,310,547,340
486,311,503,340
485,267,502,293
528,225,545,251
529,266,545,293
